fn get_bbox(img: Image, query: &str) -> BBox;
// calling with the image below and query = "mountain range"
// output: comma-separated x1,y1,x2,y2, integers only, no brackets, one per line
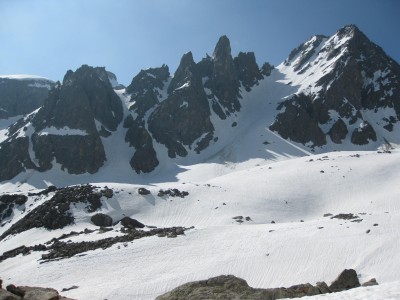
1,24,400,300
0,24,399,184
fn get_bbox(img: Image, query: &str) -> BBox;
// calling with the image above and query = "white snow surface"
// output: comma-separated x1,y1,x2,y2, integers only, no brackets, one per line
0,74,52,81
1,150,400,299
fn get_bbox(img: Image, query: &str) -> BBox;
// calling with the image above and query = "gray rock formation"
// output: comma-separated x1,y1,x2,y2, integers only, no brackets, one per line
329,118,348,143
208,35,241,117
0,65,123,180
351,121,377,145
123,65,170,173
0,76,55,119
156,269,371,300
328,269,360,292
91,213,113,227
234,52,263,91
148,52,214,158
270,94,326,147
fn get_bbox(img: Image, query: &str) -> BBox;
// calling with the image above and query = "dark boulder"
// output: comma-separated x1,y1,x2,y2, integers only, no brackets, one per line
91,213,113,227
362,278,378,287
138,188,151,195
0,288,20,300
120,217,145,229
6,285,24,297
329,269,360,292
16,286,60,300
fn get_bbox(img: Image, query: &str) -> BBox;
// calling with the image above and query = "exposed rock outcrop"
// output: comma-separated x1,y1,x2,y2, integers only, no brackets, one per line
328,269,360,292
234,52,263,91
0,65,124,180
270,94,326,147
0,279,74,300
351,121,377,145
0,76,55,119
90,213,113,227
329,118,348,144
123,66,170,173
0,185,109,240
209,35,241,117
148,52,214,158
0,194,27,223
156,269,374,300
271,24,400,148
119,217,145,229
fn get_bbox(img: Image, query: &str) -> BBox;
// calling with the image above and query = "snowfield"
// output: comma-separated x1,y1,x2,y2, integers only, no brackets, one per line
1,149,400,299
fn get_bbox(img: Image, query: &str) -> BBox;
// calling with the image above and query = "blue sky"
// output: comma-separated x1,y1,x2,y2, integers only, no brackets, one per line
1,0,399,85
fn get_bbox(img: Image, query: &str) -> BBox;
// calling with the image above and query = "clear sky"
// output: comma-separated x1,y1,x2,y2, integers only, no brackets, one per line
1,0,399,85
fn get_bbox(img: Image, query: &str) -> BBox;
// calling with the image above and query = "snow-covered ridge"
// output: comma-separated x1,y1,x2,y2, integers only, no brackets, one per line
0,74,52,81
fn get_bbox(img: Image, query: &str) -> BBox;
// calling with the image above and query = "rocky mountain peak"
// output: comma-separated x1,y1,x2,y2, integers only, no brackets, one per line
233,52,263,91
271,25,400,149
168,51,196,93
213,35,231,61
126,64,169,96
336,24,362,39
210,35,240,115
0,65,126,180
36,65,123,133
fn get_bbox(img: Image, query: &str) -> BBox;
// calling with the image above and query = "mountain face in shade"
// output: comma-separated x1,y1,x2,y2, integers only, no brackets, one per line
0,76,55,119
0,66,123,180
0,24,399,182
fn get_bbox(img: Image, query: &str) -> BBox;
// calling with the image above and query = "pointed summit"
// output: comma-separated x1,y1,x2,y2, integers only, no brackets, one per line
210,35,240,115
213,35,231,60
168,51,196,93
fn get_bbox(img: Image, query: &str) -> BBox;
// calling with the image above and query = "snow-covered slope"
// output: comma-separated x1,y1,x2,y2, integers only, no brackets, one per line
1,149,400,299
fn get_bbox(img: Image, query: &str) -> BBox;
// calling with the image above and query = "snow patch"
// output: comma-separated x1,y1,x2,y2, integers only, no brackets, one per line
38,126,89,136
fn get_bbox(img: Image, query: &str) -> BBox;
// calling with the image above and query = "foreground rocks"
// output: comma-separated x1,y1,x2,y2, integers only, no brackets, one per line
156,269,377,300
0,280,73,300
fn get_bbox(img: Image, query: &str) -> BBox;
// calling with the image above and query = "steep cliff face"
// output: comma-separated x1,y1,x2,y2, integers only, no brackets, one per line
0,76,55,119
0,66,123,180
270,25,400,148
148,52,214,158
123,65,170,173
